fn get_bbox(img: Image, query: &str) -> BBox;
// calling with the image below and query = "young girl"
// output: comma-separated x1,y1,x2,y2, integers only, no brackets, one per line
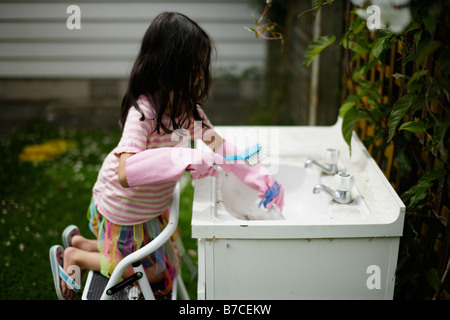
49,12,284,300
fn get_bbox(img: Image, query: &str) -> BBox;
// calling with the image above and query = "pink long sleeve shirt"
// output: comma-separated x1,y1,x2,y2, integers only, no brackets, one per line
92,94,212,225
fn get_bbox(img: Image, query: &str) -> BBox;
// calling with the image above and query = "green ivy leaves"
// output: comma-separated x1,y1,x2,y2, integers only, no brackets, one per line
302,35,335,68
387,93,417,142
370,32,393,62
341,106,359,155
402,162,447,209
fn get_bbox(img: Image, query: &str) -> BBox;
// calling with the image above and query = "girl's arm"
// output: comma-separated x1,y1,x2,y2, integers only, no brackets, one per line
202,128,225,154
118,152,135,188
118,148,224,188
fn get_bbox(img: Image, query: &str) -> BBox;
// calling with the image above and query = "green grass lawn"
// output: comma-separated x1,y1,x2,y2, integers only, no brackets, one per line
0,121,198,300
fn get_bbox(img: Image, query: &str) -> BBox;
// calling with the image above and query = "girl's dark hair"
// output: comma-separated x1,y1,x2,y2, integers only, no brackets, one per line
120,12,213,133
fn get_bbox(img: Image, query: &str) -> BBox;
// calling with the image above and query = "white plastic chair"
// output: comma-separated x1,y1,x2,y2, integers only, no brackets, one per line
82,182,189,300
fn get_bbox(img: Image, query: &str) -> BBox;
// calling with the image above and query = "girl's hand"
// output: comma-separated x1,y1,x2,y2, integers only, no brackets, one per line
214,140,285,212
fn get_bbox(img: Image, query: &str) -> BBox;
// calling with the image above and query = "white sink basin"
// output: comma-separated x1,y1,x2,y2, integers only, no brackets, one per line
191,124,405,300
214,161,371,222
192,124,405,239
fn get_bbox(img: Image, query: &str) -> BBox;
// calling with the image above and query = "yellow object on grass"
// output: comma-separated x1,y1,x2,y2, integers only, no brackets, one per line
19,139,77,162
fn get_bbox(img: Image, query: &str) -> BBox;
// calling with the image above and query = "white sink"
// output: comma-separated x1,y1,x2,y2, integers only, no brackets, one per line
214,161,370,223
191,123,406,300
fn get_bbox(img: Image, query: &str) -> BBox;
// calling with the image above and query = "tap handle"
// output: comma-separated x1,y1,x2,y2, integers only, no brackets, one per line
322,148,339,165
334,171,354,192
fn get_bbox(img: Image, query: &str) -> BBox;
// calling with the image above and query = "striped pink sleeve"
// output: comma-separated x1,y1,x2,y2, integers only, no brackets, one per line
114,100,153,157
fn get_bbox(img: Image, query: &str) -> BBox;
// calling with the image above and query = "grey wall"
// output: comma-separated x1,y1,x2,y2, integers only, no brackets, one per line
0,0,265,78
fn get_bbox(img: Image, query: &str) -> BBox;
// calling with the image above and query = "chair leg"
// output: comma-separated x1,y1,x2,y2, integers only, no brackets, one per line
171,275,178,300
133,263,155,300
176,275,190,300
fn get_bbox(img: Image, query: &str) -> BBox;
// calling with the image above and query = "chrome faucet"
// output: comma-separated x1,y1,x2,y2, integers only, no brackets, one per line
305,148,339,175
313,172,354,204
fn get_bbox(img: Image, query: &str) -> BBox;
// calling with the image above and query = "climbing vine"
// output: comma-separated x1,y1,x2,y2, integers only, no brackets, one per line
245,0,284,47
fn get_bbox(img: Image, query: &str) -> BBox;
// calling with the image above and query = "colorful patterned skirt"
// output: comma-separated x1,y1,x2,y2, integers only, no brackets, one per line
87,199,184,295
